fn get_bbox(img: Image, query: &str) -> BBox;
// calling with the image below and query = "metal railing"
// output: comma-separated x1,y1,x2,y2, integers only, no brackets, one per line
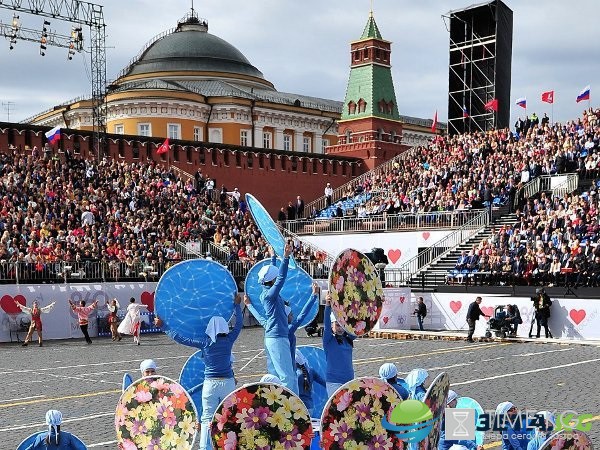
171,165,196,186
0,258,332,285
281,209,483,235
514,173,579,209
304,146,419,214
384,209,490,286
277,224,335,267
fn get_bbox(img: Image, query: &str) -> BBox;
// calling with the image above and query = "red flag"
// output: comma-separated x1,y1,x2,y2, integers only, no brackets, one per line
541,91,554,104
157,138,170,155
431,110,438,133
484,99,498,111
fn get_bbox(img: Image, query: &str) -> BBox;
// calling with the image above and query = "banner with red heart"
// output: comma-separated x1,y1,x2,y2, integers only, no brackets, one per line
481,306,494,320
422,232,431,241
0,294,26,314
382,316,389,325
387,249,402,264
141,291,155,312
569,309,586,325
449,301,462,314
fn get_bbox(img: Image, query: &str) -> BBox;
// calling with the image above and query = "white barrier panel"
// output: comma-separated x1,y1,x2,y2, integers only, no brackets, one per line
0,283,157,343
418,292,600,340
303,230,452,267
374,288,412,330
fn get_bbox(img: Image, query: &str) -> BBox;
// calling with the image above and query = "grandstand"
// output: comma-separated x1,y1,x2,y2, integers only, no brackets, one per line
0,108,598,300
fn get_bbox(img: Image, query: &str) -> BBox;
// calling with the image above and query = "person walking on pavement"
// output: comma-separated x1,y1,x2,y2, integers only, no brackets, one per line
466,297,490,342
68,299,99,344
413,296,427,331
531,288,553,338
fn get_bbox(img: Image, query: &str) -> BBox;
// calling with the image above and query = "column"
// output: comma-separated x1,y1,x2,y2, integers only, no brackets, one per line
275,128,285,151
314,134,323,154
253,127,263,149
295,131,304,153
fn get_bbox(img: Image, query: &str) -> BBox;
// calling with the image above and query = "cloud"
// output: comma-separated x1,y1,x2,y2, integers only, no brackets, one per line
0,0,598,125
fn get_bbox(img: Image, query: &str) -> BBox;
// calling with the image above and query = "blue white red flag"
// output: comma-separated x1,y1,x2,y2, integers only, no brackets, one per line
462,105,469,118
515,97,527,109
576,85,590,103
45,126,61,145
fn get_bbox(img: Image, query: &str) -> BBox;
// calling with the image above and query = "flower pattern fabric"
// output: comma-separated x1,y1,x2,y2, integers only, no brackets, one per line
211,382,312,450
320,377,403,450
329,249,385,336
542,430,592,450
420,372,450,450
115,376,197,450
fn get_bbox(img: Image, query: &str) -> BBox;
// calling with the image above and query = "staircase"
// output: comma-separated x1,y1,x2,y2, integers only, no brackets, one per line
405,208,515,290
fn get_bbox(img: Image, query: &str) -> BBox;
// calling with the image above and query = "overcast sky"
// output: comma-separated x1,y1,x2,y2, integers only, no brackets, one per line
0,0,598,126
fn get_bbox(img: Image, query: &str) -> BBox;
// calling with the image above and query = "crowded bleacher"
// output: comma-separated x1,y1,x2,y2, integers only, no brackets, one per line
1,108,599,286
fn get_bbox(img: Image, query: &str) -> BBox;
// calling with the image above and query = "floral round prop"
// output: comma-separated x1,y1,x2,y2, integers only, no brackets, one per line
420,372,450,450
320,376,403,450
328,248,385,336
539,430,593,450
210,382,313,450
115,376,197,450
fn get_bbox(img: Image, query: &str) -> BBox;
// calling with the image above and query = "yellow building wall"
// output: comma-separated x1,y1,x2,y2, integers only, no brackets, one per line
212,122,252,146
107,117,205,141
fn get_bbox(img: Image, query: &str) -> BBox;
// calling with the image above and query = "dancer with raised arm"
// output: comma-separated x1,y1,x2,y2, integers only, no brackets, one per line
16,299,56,347
68,299,99,345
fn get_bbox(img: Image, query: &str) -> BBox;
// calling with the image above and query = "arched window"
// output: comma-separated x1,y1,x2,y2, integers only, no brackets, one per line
357,98,367,113
377,128,384,141
345,129,352,144
348,101,356,115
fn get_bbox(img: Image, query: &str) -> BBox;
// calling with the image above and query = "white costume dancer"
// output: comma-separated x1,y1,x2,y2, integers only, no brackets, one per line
117,297,148,345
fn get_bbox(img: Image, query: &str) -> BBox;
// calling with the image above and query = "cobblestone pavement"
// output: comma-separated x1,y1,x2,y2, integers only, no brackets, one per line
1,329,599,449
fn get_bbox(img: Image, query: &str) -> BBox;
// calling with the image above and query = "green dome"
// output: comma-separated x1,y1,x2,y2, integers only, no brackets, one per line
125,15,265,80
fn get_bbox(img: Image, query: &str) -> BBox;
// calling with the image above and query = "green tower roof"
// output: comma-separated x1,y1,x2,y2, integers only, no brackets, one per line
360,12,382,40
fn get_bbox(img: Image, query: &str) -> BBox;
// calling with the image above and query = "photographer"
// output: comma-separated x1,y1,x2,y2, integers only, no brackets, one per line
530,288,553,339
413,296,427,331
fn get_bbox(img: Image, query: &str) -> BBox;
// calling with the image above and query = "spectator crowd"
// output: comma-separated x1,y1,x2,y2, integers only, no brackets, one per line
0,107,598,286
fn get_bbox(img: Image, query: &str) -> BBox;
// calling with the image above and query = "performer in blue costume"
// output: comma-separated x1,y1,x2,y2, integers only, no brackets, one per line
257,243,298,394
378,363,410,400
245,282,320,364
496,401,533,450
527,411,555,450
323,293,356,396
405,368,429,400
197,295,243,450
295,350,326,416
24,410,84,450
439,390,480,450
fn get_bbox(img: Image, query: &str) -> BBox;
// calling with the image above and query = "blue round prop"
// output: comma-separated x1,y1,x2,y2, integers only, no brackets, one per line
17,432,87,450
456,397,485,445
297,345,328,418
246,193,297,269
179,350,206,418
245,259,317,328
155,260,236,348
122,373,133,393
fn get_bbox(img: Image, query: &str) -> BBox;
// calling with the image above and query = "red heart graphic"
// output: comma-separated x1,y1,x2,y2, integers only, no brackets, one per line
382,316,389,324
387,249,402,264
399,296,405,304
569,309,586,325
450,301,462,314
1,294,26,314
422,232,431,241
141,291,155,313
481,306,494,320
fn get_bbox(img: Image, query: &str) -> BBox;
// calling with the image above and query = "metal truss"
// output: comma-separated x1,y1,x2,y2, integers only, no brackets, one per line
0,0,106,158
